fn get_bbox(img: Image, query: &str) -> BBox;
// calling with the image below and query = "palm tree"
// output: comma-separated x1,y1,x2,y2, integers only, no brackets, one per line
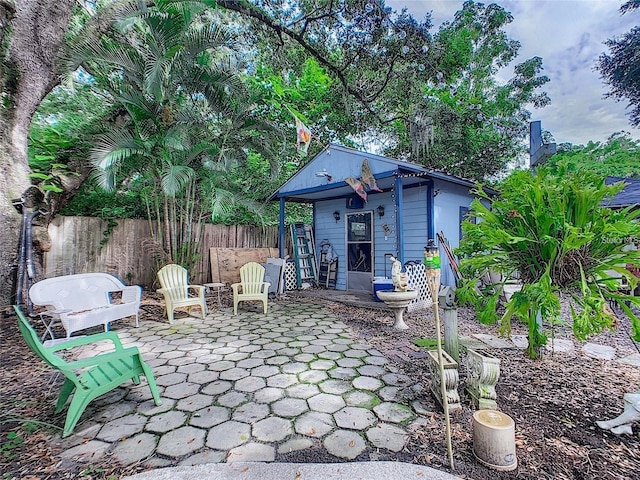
72,1,280,269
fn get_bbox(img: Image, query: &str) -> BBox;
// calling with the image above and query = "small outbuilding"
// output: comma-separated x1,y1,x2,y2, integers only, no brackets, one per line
270,144,489,294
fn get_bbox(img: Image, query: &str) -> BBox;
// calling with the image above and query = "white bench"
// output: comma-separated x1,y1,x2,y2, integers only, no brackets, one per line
29,273,142,338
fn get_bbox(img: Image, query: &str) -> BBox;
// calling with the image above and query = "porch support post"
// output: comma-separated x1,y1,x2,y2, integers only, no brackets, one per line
279,197,286,258
395,175,404,262
312,202,317,241
426,179,435,240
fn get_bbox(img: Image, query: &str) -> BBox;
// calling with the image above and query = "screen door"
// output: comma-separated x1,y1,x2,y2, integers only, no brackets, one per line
346,211,373,291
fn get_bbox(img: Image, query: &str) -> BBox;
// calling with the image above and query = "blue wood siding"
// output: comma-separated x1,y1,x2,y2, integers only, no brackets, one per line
313,180,474,289
316,192,392,289
278,146,400,196
371,193,397,279
433,180,474,286
400,185,430,265
313,198,349,290
276,144,480,290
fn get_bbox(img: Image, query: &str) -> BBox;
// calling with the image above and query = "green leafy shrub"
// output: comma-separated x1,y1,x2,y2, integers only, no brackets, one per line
456,167,640,358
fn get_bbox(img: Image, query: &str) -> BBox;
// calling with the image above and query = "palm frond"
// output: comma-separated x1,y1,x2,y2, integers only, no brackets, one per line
91,129,141,169
182,23,235,57
90,129,143,190
158,0,208,23
204,185,267,224
161,163,194,197
117,90,162,122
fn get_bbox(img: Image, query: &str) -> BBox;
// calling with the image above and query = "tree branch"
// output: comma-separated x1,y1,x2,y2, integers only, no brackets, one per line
215,0,385,120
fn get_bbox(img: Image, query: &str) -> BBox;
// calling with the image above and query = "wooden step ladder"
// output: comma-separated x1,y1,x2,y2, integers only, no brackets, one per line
290,223,317,288
318,239,338,289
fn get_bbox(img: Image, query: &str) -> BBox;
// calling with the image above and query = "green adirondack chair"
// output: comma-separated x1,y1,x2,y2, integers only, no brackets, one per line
14,305,162,437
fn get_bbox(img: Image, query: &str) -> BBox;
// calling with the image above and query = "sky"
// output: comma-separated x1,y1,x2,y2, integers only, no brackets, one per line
386,0,639,146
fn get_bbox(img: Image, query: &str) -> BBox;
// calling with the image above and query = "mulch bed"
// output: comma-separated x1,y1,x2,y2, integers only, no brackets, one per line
1,291,640,479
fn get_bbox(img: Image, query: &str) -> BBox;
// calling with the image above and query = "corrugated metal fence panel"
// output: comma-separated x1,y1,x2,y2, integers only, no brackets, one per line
44,217,279,288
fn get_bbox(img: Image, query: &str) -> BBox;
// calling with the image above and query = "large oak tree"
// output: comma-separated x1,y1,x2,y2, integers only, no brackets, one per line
0,0,144,306
0,0,76,306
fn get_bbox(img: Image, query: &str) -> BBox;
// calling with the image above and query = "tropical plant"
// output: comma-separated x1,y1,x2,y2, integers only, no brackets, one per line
74,1,280,269
456,168,640,358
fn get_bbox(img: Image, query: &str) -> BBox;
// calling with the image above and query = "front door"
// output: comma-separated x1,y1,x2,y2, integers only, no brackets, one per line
346,211,373,291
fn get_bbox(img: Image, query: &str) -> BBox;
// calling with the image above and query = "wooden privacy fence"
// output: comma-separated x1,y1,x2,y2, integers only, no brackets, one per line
44,216,281,288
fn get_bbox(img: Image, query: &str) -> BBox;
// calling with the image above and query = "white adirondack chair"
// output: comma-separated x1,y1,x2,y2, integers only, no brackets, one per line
156,264,206,323
231,262,270,315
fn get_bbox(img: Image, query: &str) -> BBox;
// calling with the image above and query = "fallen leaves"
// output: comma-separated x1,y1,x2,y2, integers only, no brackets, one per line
515,432,527,449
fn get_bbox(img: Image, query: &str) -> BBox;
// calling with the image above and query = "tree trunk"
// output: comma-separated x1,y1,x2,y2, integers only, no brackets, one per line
0,0,75,307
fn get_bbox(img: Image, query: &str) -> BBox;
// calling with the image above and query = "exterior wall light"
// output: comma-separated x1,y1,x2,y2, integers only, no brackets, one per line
377,205,385,218
315,169,332,182
333,211,341,223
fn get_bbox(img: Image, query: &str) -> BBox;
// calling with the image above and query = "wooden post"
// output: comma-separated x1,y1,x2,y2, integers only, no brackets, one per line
424,240,454,471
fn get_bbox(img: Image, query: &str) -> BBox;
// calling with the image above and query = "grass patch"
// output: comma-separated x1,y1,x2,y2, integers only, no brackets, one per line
413,338,437,349
0,431,24,461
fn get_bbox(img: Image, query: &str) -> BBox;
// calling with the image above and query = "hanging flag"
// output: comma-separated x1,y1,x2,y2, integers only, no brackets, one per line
286,105,312,156
361,158,382,192
295,115,311,156
345,177,368,204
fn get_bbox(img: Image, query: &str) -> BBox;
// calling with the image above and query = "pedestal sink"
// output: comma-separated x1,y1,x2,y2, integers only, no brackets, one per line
376,289,418,330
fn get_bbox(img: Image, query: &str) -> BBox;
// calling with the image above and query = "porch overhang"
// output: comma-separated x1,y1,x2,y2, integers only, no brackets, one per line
269,167,482,203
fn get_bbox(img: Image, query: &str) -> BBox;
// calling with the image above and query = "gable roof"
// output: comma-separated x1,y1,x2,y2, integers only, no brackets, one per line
270,143,491,202
604,176,640,208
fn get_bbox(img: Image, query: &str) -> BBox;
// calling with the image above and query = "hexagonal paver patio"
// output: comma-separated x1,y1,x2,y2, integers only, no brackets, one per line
54,301,423,467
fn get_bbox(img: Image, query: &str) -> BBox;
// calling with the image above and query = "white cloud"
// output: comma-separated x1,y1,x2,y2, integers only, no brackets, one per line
386,0,639,144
